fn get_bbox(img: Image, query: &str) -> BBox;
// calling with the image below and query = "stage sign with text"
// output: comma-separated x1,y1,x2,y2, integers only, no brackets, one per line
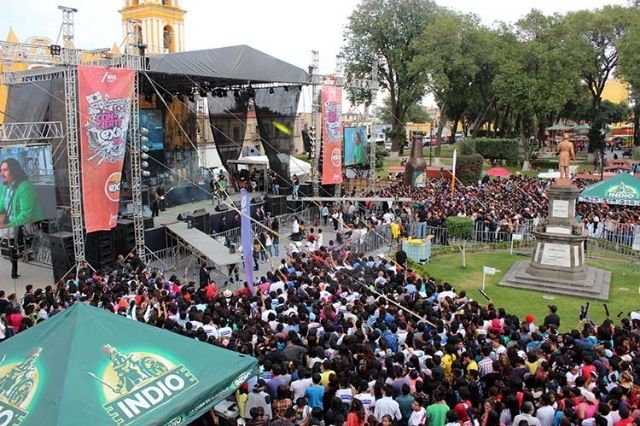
78,65,135,232
321,85,342,184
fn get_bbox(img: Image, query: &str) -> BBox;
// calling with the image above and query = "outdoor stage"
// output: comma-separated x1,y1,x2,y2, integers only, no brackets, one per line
1,191,390,291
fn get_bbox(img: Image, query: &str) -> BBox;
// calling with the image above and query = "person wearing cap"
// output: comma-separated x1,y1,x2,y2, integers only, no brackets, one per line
543,305,560,328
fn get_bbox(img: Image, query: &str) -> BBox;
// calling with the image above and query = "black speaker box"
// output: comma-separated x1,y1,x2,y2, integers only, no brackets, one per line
144,217,154,229
265,195,287,217
144,227,166,253
251,196,264,204
114,219,135,257
85,231,115,269
49,232,75,283
188,212,211,235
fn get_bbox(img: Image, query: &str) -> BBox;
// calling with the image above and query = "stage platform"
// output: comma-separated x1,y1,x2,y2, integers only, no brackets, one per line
164,222,241,267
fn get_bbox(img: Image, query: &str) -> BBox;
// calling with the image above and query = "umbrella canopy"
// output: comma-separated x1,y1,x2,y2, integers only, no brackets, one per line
546,124,573,131
574,124,590,132
579,173,640,206
486,167,511,177
0,303,258,426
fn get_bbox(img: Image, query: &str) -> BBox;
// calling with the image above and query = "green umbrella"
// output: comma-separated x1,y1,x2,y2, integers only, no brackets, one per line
579,173,640,206
0,303,258,425
546,124,573,131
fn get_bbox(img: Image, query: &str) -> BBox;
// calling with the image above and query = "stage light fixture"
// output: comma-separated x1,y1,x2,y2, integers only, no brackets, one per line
233,89,240,97
187,94,195,103
49,44,61,56
141,153,149,160
284,86,289,92
269,87,275,95
198,88,207,97
247,87,255,98
221,89,228,97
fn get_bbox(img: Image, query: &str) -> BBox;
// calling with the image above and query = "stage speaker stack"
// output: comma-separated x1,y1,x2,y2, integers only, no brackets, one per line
188,211,212,235
50,232,75,283
114,219,135,257
265,195,287,217
85,231,115,270
144,217,154,230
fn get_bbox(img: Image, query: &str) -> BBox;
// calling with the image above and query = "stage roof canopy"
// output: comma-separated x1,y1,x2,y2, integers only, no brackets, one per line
144,44,309,92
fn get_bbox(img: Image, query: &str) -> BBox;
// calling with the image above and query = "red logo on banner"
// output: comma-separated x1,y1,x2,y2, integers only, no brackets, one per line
321,85,343,184
78,65,135,232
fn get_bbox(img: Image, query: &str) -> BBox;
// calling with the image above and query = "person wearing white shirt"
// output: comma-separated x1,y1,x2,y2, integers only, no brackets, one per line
512,402,542,426
316,229,323,248
373,385,402,422
536,394,555,426
290,370,313,401
408,400,427,426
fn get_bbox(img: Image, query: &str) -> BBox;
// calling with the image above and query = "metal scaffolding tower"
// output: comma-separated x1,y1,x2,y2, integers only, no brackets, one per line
1,8,148,272
125,19,147,262
308,51,379,197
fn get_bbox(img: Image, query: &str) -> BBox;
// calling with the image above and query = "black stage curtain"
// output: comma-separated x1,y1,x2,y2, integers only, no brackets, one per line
207,93,250,167
4,80,52,125
254,86,301,187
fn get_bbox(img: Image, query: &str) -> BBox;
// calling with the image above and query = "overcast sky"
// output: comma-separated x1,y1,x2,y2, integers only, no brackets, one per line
2,0,629,74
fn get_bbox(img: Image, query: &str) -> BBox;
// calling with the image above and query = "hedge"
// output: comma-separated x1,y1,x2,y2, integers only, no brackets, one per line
456,154,484,184
474,138,519,165
447,216,474,240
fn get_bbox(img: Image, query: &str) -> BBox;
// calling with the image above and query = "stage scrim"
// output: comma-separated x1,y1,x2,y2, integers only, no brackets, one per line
207,93,250,166
254,86,301,186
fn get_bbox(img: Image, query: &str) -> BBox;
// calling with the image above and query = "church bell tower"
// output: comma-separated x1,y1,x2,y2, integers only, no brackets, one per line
119,0,186,55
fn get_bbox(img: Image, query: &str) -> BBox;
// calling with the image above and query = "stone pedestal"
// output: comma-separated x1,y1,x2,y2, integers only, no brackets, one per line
501,181,611,300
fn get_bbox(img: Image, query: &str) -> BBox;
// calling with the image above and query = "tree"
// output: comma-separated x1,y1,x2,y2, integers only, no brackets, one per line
561,6,631,151
617,9,640,146
412,9,486,153
342,0,437,153
491,11,581,168
376,96,430,124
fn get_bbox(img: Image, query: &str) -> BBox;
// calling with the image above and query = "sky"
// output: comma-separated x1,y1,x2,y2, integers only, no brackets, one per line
2,0,629,74
1,0,630,111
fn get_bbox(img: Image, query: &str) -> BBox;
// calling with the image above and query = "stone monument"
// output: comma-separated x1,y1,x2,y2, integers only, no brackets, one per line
501,140,611,300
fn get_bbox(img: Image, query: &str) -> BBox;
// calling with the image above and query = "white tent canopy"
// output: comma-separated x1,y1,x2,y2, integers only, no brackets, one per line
229,155,311,177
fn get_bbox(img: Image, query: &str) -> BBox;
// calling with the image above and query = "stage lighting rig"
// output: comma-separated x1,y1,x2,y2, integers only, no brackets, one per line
233,89,240,98
140,127,151,177
49,44,62,56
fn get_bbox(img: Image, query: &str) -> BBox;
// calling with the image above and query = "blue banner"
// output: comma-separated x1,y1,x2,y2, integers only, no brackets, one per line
240,189,254,293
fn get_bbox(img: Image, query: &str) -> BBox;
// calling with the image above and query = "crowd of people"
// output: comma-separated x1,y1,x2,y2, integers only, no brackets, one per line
2,215,640,426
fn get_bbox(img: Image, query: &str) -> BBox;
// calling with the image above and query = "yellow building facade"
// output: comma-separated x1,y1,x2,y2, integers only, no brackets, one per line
119,0,186,54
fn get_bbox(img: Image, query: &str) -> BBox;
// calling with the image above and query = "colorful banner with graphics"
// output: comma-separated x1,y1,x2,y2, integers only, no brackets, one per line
240,189,254,292
78,65,135,232
321,85,343,184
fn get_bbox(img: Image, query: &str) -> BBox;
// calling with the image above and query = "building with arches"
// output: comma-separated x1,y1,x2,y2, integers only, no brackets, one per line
119,0,186,55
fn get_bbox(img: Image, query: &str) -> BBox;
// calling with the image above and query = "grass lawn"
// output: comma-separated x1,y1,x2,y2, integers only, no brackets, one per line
412,252,640,331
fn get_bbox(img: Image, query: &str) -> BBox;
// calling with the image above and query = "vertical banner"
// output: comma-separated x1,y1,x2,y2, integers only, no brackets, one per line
450,148,457,200
78,65,135,232
321,85,343,184
240,189,254,292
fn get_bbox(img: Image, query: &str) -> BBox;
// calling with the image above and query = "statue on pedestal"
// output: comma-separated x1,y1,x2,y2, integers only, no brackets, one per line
557,132,575,180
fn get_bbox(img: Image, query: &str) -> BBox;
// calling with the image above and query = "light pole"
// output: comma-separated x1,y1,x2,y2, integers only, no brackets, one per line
429,120,434,166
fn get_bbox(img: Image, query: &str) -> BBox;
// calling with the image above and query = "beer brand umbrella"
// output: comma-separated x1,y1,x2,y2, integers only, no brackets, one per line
0,303,258,425
578,173,640,206
486,167,511,178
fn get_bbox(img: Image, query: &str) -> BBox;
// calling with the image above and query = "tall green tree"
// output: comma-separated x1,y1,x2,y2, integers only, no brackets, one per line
560,5,631,151
342,0,437,153
617,8,640,146
376,96,430,124
412,9,484,153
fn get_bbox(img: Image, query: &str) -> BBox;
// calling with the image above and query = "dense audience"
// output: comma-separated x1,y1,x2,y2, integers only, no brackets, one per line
3,228,640,426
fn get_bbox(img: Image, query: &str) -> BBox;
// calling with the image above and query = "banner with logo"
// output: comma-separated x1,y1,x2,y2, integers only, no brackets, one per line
0,303,258,426
321,85,343,184
240,188,254,292
78,65,135,232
